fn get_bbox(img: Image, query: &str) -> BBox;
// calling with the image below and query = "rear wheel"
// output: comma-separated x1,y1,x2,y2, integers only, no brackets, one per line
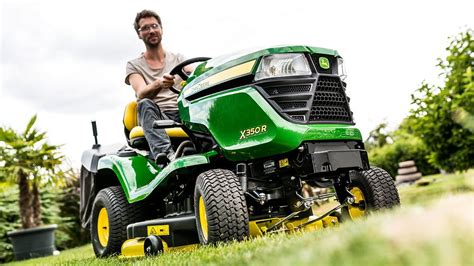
342,167,400,220
91,186,145,257
194,169,249,245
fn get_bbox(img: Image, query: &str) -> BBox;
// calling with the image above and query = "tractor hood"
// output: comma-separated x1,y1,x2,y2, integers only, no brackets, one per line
182,45,339,100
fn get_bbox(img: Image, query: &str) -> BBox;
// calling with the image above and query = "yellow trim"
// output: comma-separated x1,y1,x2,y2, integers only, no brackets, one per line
121,238,198,258
198,196,208,241
121,238,145,257
249,218,280,236
161,239,169,251
129,126,188,139
184,60,256,98
147,225,170,236
129,126,144,139
165,127,189,138
321,216,339,228
348,187,366,219
248,215,339,237
124,101,138,131
97,207,109,247
279,158,289,168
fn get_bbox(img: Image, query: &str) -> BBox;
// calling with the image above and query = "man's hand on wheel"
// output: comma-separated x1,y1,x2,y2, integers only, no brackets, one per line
161,74,175,89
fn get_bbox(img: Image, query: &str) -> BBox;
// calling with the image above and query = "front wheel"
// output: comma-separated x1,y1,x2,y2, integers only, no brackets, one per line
194,169,249,245
342,167,400,220
90,186,145,257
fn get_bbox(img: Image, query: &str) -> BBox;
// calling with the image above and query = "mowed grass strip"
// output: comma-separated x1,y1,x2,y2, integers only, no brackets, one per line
7,170,474,266
398,169,474,205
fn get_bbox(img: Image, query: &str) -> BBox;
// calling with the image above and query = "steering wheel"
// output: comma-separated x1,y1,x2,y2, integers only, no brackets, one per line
168,57,211,94
170,57,211,80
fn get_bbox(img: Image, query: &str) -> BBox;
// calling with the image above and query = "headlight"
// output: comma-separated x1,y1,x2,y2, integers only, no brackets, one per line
337,57,347,81
255,53,311,81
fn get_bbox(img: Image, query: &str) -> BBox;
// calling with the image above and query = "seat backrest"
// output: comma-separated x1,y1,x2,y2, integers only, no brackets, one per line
123,100,189,141
123,101,139,141
123,101,149,149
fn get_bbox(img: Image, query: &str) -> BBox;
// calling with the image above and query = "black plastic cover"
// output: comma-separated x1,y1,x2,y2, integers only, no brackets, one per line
127,215,199,247
296,142,369,176
311,150,369,173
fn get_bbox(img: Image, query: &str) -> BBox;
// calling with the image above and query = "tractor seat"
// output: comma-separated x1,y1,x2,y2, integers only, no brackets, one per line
123,101,188,149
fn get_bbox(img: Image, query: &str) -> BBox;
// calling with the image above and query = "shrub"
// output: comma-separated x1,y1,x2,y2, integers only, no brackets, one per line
0,181,89,263
368,134,439,178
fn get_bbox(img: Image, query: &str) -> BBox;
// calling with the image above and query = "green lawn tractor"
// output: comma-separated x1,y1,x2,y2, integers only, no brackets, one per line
80,45,400,258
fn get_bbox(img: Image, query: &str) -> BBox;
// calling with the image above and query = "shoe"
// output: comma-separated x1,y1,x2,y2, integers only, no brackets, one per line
155,150,175,166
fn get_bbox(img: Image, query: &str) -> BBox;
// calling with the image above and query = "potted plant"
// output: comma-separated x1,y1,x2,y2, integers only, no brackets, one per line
0,115,64,260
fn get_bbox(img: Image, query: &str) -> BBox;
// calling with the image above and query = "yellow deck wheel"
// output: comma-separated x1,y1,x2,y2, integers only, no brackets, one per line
348,187,366,219
97,207,109,247
199,196,208,241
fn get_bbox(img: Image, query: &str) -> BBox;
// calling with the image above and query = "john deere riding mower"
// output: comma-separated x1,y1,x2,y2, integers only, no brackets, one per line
80,45,400,258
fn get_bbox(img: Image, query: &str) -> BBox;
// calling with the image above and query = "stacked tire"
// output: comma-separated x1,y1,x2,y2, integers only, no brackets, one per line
395,160,422,185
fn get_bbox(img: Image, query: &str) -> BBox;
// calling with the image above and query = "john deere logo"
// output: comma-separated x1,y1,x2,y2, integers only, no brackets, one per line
319,57,330,69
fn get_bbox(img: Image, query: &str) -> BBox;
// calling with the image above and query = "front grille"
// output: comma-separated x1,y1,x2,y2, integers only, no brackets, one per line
261,84,313,122
263,84,312,96
310,106,351,121
316,77,343,92
313,92,347,106
309,76,352,122
257,76,353,124
278,101,307,109
291,115,305,121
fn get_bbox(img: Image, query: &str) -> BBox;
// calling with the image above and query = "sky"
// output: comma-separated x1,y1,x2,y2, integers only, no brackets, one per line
0,0,472,168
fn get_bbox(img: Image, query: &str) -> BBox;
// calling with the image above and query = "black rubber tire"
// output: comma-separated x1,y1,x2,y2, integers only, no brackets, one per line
342,167,400,220
144,235,164,257
91,186,145,257
194,169,249,245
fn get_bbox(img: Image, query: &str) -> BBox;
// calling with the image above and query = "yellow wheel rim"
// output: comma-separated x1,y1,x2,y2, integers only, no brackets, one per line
348,187,366,219
97,207,109,247
199,196,208,241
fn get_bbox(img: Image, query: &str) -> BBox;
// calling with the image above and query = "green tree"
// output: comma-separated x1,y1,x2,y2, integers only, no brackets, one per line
367,118,439,177
0,115,64,229
410,29,474,172
365,122,392,150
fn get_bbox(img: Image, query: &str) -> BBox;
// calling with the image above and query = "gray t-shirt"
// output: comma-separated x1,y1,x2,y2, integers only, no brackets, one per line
125,51,185,112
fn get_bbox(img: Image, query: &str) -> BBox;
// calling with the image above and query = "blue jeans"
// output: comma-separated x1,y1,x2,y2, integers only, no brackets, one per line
137,99,180,159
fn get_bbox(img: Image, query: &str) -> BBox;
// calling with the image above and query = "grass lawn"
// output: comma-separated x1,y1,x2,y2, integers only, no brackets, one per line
7,170,474,266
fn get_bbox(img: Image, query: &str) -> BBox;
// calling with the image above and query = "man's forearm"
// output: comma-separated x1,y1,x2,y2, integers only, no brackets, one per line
137,81,162,100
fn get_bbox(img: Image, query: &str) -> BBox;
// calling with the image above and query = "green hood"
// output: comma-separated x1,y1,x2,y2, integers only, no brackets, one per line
187,45,339,86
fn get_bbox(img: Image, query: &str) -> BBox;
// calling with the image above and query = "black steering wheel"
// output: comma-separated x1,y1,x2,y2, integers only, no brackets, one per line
168,57,211,94
170,57,211,80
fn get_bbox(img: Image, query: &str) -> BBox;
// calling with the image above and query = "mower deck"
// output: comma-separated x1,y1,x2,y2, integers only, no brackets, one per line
120,202,341,258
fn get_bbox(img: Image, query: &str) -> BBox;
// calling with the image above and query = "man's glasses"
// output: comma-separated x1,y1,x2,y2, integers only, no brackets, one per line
138,23,160,33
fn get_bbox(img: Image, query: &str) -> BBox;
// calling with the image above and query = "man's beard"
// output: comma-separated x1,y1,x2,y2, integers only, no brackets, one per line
144,35,162,48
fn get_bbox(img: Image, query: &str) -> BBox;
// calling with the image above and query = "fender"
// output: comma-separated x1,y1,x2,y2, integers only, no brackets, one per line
97,150,217,203
81,143,125,172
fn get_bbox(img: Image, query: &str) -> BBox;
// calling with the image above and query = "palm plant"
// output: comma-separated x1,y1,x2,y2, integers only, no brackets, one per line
0,115,64,229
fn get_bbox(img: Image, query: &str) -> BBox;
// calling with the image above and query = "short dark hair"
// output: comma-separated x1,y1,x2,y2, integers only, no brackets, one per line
134,10,162,34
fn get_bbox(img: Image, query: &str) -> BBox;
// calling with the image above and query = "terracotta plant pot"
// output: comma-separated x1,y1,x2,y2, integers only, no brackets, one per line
7,224,59,260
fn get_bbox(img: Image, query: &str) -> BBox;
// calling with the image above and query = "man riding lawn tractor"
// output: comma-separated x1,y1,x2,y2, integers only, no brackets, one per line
80,8,399,259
